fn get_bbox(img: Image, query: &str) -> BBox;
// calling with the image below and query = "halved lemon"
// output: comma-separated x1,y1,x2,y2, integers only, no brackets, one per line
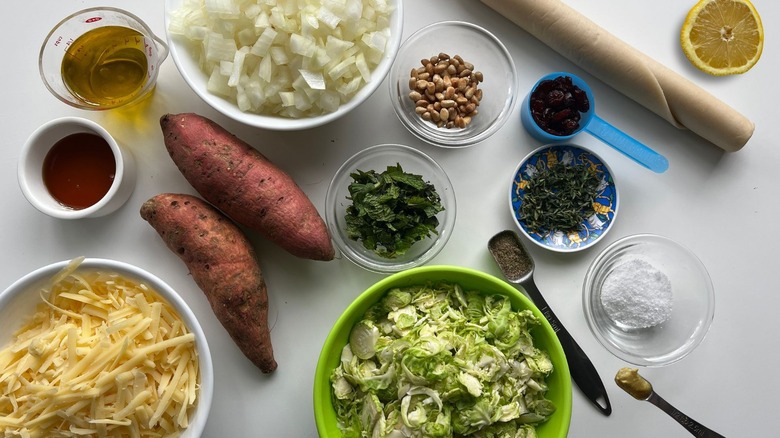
681,0,764,75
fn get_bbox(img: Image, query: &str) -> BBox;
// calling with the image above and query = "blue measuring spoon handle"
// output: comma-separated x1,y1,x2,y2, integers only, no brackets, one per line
585,114,669,173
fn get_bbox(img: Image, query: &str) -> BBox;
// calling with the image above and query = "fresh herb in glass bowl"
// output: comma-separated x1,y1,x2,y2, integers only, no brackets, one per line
345,163,444,258
520,161,600,234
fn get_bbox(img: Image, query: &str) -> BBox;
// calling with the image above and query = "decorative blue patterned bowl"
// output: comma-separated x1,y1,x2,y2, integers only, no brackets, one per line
509,144,618,252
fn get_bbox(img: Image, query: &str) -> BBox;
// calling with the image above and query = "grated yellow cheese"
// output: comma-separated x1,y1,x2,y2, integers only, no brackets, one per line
0,263,200,437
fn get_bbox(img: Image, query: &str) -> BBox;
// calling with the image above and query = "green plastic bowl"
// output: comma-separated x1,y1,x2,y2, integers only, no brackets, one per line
313,265,572,437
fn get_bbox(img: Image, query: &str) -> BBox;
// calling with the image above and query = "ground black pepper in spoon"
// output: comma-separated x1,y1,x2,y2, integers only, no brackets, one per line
488,229,612,416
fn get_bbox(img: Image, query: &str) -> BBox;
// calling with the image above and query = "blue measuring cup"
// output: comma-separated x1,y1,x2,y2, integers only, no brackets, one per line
521,72,669,173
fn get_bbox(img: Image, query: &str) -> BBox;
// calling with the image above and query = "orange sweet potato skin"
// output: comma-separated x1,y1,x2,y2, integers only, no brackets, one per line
140,193,277,373
160,113,334,261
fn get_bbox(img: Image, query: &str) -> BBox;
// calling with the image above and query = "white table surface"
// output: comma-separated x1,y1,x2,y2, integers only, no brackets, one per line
1,1,777,437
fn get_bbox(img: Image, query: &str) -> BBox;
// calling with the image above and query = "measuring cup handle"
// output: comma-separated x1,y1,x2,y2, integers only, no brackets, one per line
585,115,669,173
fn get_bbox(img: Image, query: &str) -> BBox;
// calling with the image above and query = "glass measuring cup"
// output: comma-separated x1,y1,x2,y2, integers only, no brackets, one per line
521,72,669,173
39,7,169,110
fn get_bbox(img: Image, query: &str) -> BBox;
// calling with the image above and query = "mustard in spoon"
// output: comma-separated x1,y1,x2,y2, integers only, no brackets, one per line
615,368,726,437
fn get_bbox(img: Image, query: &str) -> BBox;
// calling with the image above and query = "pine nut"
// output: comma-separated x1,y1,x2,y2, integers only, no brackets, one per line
441,99,456,108
405,53,484,130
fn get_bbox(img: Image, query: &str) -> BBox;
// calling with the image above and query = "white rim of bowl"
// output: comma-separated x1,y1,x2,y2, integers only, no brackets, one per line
17,117,130,219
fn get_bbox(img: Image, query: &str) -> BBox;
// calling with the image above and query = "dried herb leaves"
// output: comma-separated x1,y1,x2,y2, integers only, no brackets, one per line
520,161,600,233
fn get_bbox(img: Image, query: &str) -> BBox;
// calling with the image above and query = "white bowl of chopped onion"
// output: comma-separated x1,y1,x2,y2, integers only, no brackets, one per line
165,0,403,130
0,257,213,437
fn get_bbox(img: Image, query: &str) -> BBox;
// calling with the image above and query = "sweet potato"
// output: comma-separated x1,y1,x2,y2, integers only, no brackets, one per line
159,113,334,261
140,193,277,373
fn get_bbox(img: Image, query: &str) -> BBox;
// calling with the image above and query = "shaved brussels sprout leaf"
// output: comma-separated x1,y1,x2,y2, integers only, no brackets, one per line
330,283,556,437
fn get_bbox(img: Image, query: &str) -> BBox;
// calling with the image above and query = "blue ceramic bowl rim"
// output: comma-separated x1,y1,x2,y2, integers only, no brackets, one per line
508,143,619,253
520,72,595,143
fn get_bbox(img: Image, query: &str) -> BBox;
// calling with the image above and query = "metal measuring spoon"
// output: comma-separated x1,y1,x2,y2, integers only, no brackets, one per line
488,230,612,416
615,368,725,437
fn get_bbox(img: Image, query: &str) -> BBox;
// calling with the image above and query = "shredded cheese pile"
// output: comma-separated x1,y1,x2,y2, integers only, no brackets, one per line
0,266,200,437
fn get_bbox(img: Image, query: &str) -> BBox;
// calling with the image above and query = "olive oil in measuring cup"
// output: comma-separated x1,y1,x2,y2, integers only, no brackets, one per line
39,7,169,110
61,26,149,108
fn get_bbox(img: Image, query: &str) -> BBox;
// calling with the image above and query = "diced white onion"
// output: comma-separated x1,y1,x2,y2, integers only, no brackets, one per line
317,7,341,29
228,46,249,87
299,69,326,90
170,0,394,118
279,91,295,107
251,26,277,57
219,60,233,76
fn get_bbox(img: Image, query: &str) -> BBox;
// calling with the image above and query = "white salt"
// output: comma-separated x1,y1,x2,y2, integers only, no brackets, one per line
600,258,672,329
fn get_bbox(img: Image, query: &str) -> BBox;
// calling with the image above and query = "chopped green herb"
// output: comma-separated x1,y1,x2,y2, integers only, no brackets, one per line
520,162,600,233
345,164,444,258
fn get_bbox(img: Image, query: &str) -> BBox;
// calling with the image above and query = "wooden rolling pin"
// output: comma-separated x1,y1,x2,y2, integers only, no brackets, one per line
481,0,754,152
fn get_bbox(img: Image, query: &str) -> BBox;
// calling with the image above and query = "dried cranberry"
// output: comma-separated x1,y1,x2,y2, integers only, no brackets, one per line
535,79,555,94
531,98,545,113
563,92,575,108
561,118,580,133
552,108,572,122
546,90,565,108
529,74,591,136
574,88,590,112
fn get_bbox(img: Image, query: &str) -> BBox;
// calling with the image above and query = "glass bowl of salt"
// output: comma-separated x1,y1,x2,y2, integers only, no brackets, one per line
582,234,715,367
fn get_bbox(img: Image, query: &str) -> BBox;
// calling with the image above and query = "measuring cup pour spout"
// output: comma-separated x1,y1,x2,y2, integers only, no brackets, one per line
152,34,169,66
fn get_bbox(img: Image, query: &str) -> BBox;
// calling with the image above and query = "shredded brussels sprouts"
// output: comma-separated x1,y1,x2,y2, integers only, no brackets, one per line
331,282,556,437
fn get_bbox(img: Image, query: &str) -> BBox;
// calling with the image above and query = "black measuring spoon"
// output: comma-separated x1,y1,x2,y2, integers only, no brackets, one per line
488,229,612,416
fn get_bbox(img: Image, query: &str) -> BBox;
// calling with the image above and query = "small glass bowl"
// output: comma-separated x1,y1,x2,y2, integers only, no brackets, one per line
583,234,715,367
325,144,456,273
388,21,518,148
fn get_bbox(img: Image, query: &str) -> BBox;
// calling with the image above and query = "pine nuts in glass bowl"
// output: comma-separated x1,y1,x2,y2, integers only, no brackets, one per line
389,21,519,148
